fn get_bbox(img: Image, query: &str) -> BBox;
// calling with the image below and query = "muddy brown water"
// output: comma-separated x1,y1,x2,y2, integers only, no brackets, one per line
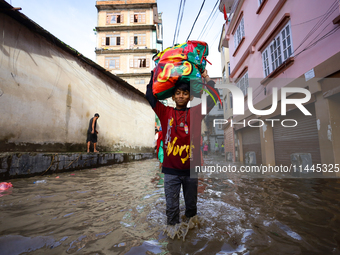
0,157,340,254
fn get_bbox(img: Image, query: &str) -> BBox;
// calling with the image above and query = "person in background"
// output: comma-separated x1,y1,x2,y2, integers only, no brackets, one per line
203,142,209,158
215,141,219,155
86,113,100,153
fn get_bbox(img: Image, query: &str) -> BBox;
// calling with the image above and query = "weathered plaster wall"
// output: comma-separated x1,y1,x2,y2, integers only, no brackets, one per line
0,12,154,153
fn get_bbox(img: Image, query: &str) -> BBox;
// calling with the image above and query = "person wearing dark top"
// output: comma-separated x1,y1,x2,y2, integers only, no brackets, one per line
146,69,218,225
86,113,100,153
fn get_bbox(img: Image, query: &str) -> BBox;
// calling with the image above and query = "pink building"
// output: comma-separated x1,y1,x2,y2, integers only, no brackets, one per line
220,0,340,172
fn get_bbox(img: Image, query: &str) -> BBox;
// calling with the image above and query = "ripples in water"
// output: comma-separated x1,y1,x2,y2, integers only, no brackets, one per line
0,158,340,254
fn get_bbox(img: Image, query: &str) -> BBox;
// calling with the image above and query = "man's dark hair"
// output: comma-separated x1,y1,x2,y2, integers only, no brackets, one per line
94,113,100,117
172,82,190,95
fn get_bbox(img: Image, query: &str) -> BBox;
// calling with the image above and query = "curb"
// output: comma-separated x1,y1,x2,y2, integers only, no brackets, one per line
0,152,155,180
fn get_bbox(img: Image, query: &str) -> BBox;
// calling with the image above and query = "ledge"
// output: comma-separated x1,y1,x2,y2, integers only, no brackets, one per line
96,24,156,32
333,14,340,25
96,2,157,11
232,36,245,57
116,72,151,78
95,48,158,54
0,152,154,180
258,13,290,52
256,0,268,14
260,56,294,85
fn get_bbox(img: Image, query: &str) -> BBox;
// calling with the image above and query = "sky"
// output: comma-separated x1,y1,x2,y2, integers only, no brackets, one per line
9,0,225,77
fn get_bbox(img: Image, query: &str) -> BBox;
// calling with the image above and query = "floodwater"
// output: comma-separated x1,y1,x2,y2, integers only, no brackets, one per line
0,156,340,255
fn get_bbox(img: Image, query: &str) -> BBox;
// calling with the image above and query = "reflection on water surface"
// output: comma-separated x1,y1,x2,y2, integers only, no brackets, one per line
0,157,339,254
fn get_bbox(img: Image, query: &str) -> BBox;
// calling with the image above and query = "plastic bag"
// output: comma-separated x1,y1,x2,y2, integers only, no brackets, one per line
152,41,209,100
0,182,13,191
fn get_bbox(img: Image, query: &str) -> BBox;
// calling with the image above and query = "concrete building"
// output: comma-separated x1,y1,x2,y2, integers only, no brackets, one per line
0,0,155,153
95,0,163,93
202,77,224,155
219,0,340,174
218,21,235,161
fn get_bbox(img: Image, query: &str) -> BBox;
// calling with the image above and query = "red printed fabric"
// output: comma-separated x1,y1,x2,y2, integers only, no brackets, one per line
153,102,202,176
152,41,209,100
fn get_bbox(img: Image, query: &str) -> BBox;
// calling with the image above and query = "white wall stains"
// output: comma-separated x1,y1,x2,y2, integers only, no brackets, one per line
317,119,320,130
262,123,267,138
327,125,332,141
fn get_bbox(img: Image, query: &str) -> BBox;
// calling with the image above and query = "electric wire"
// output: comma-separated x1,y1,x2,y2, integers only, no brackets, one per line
173,0,183,46
199,3,220,41
197,0,219,40
175,0,186,45
292,13,329,27
186,0,206,41
251,25,340,102
233,0,340,104
293,0,339,53
294,25,340,58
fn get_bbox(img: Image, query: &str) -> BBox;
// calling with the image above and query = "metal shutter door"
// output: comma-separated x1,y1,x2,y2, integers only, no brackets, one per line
242,126,262,164
273,104,321,165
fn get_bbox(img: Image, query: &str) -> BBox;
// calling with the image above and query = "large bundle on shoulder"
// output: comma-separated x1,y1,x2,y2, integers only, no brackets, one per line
152,41,209,100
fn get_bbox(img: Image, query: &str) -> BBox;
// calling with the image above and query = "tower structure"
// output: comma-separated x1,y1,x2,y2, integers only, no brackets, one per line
95,0,163,93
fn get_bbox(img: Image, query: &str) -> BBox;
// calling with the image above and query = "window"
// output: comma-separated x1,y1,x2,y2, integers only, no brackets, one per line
106,12,123,24
102,34,124,46
224,96,228,110
130,56,150,68
230,93,233,109
222,68,227,83
236,71,249,96
261,22,293,77
105,57,120,69
234,17,245,51
258,0,264,6
131,11,146,23
135,79,145,84
218,101,223,110
131,33,146,46
217,89,223,110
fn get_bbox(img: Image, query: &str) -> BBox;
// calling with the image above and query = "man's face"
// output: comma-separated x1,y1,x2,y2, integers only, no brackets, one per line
172,89,190,109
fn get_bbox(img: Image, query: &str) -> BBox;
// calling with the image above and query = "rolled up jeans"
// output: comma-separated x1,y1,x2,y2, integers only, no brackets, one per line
164,174,198,225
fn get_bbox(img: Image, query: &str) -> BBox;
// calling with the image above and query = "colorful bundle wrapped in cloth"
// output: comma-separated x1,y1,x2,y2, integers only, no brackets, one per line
152,41,210,100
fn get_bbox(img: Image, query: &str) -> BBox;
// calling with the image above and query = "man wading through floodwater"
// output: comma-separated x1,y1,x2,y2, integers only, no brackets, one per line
146,69,219,238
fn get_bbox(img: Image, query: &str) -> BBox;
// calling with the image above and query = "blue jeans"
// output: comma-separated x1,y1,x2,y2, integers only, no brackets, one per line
164,174,198,225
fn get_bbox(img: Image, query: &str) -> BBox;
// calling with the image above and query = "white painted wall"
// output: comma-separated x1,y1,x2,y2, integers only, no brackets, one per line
0,13,154,152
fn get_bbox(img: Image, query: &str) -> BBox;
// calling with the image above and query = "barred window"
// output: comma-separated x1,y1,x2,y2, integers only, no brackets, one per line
130,11,146,23
261,22,293,77
135,79,145,84
130,33,146,46
106,12,123,24
102,34,124,46
105,57,120,69
234,17,245,51
236,71,249,96
130,56,150,68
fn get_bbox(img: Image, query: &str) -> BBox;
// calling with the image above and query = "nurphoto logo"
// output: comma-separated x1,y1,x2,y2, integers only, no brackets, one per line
201,83,312,128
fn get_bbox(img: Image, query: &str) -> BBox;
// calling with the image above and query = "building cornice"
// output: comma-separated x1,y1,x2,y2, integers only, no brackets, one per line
116,72,151,78
96,25,156,32
96,3,157,11
95,48,158,54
